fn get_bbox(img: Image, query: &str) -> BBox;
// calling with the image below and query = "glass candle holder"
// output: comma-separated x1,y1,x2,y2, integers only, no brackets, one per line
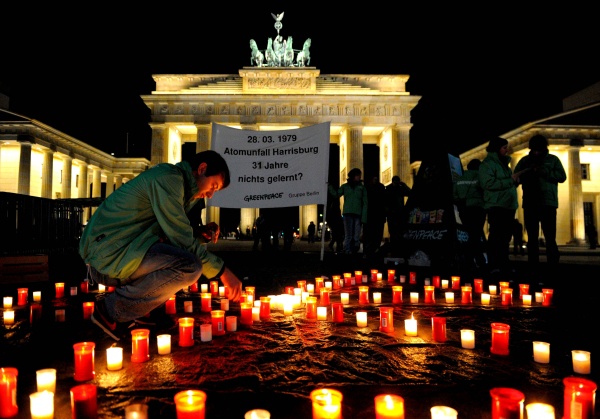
392,286,403,304
451,276,460,290
131,329,150,363
358,286,370,304
310,388,342,419
320,289,330,306
73,342,95,382
0,367,18,418
490,387,524,419
374,394,404,419
473,278,484,293
379,307,394,333
36,368,56,393
424,285,435,303
572,350,592,374
178,317,195,347
533,341,550,364
524,403,554,419
460,329,475,349
490,323,510,356
70,384,97,419
563,376,596,419
431,317,446,343
331,302,344,323
200,293,212,312
259,296,271,320
240,302,253,326
174,390,207,419
210,310,226,336
461,286,472,304
356,311,368,327
431,405,458,418
55,282,65,298
30,390,54,419
306,296,318,319
157,334,171,355
106,346,123,370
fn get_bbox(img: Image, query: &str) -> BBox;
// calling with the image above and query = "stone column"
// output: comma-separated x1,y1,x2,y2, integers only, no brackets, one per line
150,125,167,166
61,156,73,199
41,149,54,199
91,168,102,198
78,163,89,198
196,124,212,152
391,126,411,186
115,175,123,190
348,125,364,175
240,208,257,237
568,145,585,243
17,139,32,195
301,205,318,240
105,172,115,197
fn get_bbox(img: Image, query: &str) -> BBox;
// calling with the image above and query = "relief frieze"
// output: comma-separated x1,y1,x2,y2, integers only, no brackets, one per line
246,77,311,90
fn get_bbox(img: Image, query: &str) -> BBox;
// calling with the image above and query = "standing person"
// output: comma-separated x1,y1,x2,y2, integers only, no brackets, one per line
363,174,387,259
512,219,525,256
514,134,566,270
328,168,368,255
479,137,521,276
326,187,345,253
585,223,598,250
385,175,412,257
453,159,487,269
307,221,316,243
79,150,243,341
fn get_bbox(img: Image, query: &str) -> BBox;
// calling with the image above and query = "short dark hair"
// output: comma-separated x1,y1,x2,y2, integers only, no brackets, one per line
185,150,231,188
486,137,508,153
529,134,548,151
467,159,481,170
347,168,362,180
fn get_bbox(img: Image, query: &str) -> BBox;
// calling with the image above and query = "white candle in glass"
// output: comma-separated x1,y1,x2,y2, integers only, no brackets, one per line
106,346,123,370
525,402,555,419
356,311,368,327
244,409,271,419
324,281,333,290
340,292,350,305
184,301,193,313
572,350,591,374
218,286,225,297
535,292,544,303
410,292,419,303
200,283,208,293
445,292,455,303
252,307,261,321
460,329,475,349
430,405,458,418
317,306,328,320
373,292,382,304
200,324,212,342
533,341,550,363
306,283,315,293
480,293,491,305
36,368,56,393
283,299,294,316
441,279,448,289
489,285,497,295
33,291,42,302
522,294,532,306
3,310,14,325
98,283,106,292
3,296,12,308
125,403,149,419
405,315,418,336
226,316,237,332
157,334,172,355
220,298,229,311
29,390,54,419
302,291,309,303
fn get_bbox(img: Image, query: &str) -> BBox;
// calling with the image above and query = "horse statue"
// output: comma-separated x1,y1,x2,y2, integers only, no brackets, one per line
296,38,311,67
265,37,277,67
283,36,294,67
249,39,264,67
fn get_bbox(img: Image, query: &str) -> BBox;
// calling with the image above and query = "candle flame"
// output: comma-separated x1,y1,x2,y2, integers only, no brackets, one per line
410,312,414,320
384,394,395,409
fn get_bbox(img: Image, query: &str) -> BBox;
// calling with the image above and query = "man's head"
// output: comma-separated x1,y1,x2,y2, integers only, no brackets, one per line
391,175,401,185
529,134,548,152
186,150,231,199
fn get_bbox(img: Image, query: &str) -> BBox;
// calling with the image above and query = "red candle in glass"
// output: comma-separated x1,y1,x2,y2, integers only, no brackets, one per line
131,328,150,362
432,275,441,288
80,281,89,294
55,282,65,299
461,286,473,304
29,303,43,324
387,269,395,282
358,286,370,305
174,389,206,419
17,288,28,306
392,286,403,304
474,278,484,293
432,317,447,342
73,342,95,382
0,367,18,418
355,270,363,284
518,283,529,300
200,293,212,312
82,302,94,320
424,285,435,304
379,307,394,332
259,296,271,320
371,269,379,282
189,281,199,292
333,276,342,290
563,376,597,419
490,387,524,419
70,384,98,419
542,288,554,306
209,281,219,296
285,286,295,295
210,310,226,336
320,289,330,306
240,302,253,325
331,303,344,323
165,296,176,314
305,296,317,319
409,271,417,284
490,323,510,355
342,273,352,287
499,281,510,292
451,276,461,290
297,280,307,292
106,286,116,293
178,317,195,347
315,277,324,293
501,288,513,306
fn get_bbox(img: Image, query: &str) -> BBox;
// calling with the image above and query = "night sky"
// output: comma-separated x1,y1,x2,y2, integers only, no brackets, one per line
1,4,598,163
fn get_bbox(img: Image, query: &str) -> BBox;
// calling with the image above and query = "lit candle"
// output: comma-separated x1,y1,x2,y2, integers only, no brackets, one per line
200,283,208,293
3,296,12,308
430,405,458,418
259,296,271,320
302,291,310,303
70,384,98,419
377,273,383,282
524,402,555,419
410,292,419,304
451,276,460,289
210,280,219,296
174,389,207,419
490,323,510,356
317,306,328,320
307,283,315,293
392,286,403,304
431,317,446,343
3,310,15,325
404,313,417,336
501,288,513,306
374,394,404,419
354,271,363,284
409,271,417,284
283,298,294,316
473,278,483,293
17,287,28,305
306,296,318,319
535,292,544,303
371,269,379,282
218,286,225,297
343,273,352,287
340,292,350,305
226,316,237,332
373,292,382,304
489,387,524,419
315,277,325,293
356,311,368,328
432,275,441,288
106,346,123,370
245,286,256,303
460,329,475,349
55,282,65,299
358,286,370,304
252,307,261,322
441,279,448,289
445,292,454,304
73,342,95,381
36,368,56,393
0,367,18,418
310,388,343,419
481,293,491,305
320,289,331,306
157,334,171,355
489,285,497,295
424,286,435,304
30,390,54,419
165,296,176,314
518,283,530,299
388,269,396,282
33,291,42,302
200,293,212,312
82,302,94,320
331,303,344,323
188,281,199,292
131,328,150,363
178,317,195,347
80,281,89,294
245,409,271,419
125,403,149,419
210,310,226,336
562,377,597,419
571,350,591,374
461,286,472,304
542,288,554,306
97,284,105,293
324,281,332,291
240,302,253,325
499,281,510,291
200,323,212,342
532,341,550,364
522,294,532,306
30,303,42,324
379,307,394,333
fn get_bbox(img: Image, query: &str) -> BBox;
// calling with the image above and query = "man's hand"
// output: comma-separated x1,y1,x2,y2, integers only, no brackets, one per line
199,222,220,243
219,267,242,302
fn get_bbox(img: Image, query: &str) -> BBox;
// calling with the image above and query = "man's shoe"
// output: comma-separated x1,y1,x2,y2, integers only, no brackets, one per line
133,309,176,330
91,298,121,341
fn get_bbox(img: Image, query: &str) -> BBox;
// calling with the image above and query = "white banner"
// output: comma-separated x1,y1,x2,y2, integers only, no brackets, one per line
208,122,331,208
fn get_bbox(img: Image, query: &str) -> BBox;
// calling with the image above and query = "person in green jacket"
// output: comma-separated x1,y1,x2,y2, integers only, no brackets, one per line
79,150,243,340
479,137,522,275
514,134,567,269
328,168,368,255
